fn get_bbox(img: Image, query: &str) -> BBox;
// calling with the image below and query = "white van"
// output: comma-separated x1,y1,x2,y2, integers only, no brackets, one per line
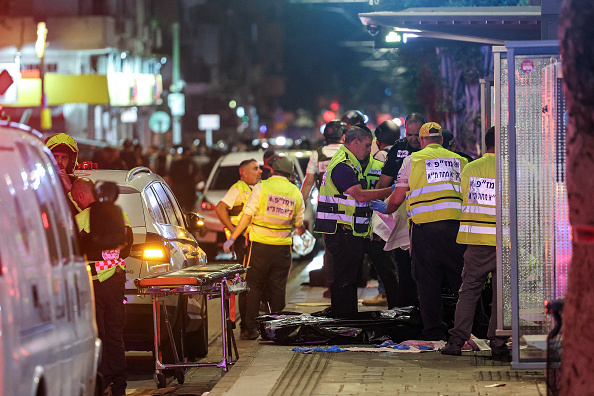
0,121,100,396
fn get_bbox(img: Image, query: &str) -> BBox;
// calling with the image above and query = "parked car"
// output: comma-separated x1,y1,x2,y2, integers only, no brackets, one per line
195,149,317,260
0,121,100,396
74,165,210,358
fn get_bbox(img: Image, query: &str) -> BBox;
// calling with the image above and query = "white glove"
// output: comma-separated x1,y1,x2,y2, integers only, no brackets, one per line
223,237,236,254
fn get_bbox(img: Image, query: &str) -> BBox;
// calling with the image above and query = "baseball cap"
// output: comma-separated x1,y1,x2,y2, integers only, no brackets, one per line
419,122,442,138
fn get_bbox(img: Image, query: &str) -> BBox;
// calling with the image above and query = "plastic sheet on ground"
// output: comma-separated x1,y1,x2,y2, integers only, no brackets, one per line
257,307,424,345
341,340,447,353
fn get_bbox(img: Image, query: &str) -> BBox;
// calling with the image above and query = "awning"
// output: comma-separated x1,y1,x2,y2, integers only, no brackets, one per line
359,6,543,45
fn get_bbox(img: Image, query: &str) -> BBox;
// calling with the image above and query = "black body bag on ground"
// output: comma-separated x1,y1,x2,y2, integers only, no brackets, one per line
257,306,424,345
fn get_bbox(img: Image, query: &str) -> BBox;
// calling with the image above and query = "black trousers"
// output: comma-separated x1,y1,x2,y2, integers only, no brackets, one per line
393,247,418,307
363,238,399,309
411,220,466,340
325,226,364,317
234,234,248,331
94,271,127,396
245,241,292,332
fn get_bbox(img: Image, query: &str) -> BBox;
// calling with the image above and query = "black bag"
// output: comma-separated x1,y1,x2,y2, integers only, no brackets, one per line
257,306,424,345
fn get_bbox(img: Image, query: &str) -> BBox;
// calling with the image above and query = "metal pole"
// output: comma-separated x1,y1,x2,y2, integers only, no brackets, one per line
171,23,181,145
220,279,228,371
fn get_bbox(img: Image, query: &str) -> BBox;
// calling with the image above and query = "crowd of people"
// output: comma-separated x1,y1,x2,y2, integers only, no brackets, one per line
43,108,502,396
219,110,506,356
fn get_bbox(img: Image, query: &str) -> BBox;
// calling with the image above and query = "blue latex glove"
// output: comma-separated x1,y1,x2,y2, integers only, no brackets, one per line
370,200,388,214
223,237,236,254
391,184,396,191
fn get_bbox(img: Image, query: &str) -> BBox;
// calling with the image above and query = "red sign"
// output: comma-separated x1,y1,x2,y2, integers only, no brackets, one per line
0,70,14,95
521,60,535,74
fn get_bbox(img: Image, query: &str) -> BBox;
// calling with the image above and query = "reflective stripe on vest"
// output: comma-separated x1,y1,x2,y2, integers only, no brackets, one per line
318,194,370,207
314,145,372,237
250,176,302,245
406,144,467,224
457,153,496,246
229,180,253,226
315,211,370,225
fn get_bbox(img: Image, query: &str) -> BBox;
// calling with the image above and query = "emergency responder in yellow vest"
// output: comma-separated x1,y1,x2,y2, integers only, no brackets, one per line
375,113,425,309
383,122,468,340
314,126,394,317
71,178,133,396
223,156,305,340
45,132,81,215
302,120,348,299
362,120,401,308
440,127,508,356
215,158,262,334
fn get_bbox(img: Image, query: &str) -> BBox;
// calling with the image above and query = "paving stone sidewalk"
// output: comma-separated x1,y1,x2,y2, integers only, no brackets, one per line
207,273,547,396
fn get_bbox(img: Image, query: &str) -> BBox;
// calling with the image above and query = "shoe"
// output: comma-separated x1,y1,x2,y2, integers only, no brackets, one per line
240,329,259,340
490,343,509,356
440,341,462,356
362,294,388,306
323,288,331,298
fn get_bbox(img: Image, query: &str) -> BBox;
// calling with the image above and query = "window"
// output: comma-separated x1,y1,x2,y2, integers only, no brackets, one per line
209,166,240,191
161,183,185,225
15,142,62,266
31,146,74,264
152,182,182,227
144,185,166,224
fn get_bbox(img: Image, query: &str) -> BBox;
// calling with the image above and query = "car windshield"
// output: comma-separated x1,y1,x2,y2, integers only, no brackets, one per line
209,165,240,191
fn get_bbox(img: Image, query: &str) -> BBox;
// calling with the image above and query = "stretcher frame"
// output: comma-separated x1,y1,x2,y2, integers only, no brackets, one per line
135,266,247,387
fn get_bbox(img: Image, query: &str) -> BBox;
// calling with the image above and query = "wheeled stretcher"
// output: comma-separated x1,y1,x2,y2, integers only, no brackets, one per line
135,263,247,388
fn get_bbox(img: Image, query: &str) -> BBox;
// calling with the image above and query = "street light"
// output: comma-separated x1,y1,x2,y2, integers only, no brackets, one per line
36,22,51,130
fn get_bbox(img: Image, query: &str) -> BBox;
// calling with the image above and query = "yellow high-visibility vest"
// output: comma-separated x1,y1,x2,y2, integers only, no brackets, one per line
228,180,252,226
314,145,372,237
250,176,302,245
406,144,468,224
363,156,383,189
457,153,496,246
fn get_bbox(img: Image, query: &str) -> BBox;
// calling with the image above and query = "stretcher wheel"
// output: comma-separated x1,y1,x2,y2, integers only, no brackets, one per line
175,368,185,385
154,373,167,388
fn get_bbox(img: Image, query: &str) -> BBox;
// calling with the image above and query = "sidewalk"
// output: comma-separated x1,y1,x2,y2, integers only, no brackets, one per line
207,254,547,396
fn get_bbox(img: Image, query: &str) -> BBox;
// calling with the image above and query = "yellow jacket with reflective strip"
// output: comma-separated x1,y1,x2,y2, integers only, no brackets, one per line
363,156,383,189
457,153,496,246
250,176,302,246
229,180,252,226
75,207,131,282
406,144,468,224
314,145,372,237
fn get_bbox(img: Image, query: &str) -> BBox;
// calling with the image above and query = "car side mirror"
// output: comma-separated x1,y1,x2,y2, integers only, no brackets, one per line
185,212,205,234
